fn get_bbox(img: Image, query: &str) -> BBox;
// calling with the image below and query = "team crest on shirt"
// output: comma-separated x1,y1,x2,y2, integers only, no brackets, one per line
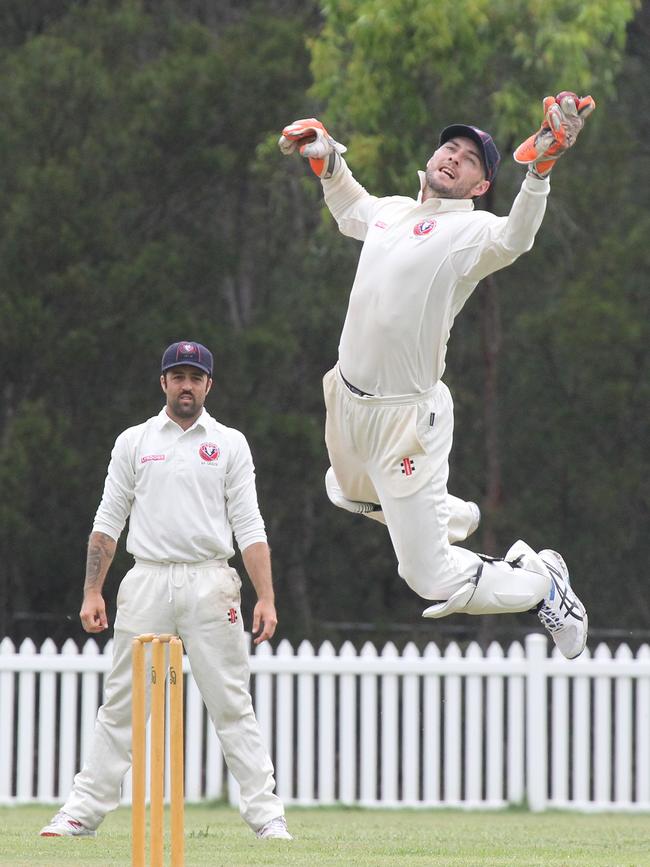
199,442,220,462
412,218,437,237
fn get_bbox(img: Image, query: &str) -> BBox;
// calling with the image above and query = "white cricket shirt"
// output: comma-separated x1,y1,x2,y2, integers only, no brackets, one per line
323,160,550,395
92,408,267,563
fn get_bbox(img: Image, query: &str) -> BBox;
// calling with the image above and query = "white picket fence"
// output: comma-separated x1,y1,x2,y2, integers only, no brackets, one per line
1,633,650,813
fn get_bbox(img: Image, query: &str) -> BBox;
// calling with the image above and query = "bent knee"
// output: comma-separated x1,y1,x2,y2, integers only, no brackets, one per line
397,557,459,601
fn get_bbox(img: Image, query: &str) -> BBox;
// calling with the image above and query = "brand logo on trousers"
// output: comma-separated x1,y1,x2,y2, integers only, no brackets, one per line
400,457,415,476
227,608,238,624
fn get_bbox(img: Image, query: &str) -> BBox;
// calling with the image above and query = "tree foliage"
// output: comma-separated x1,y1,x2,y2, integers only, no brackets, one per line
0,0,648,648
311,0,638,192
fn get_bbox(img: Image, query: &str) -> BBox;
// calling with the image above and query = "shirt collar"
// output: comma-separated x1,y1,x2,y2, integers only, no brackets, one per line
156,406,211,432
416,170,475,212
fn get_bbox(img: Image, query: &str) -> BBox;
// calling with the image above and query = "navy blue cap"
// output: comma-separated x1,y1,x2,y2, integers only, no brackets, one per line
161,341,213,376
439,124,501,182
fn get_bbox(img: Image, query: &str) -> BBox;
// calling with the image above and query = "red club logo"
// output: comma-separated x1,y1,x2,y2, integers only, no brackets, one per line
413,219,437,236
199,442,220,462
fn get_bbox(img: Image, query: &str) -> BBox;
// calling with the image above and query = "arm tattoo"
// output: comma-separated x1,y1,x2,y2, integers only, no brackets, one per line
84,533,116,593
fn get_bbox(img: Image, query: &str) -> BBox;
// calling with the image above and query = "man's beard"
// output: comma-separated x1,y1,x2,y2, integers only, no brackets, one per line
425,167,475,200
170,394,201,417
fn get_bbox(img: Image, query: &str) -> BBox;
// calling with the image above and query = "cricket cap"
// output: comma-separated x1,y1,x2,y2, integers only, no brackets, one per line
439,124,501,182
161,341,213,377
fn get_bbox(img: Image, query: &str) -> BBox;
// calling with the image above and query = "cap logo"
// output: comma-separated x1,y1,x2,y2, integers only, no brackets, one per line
162,340,213,376
199,442,220,463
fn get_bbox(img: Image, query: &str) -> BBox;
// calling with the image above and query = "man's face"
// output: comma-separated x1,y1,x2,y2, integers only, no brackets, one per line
423,136,490,200
161,365,212,425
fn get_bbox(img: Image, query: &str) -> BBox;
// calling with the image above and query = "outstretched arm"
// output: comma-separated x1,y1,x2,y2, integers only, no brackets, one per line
279,117,378,239
454,90,596,282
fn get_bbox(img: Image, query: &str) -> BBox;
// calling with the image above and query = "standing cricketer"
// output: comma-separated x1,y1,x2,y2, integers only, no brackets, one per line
279,93,594,659
40,341,292,840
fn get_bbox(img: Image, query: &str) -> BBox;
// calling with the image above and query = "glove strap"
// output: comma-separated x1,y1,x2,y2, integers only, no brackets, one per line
309,152,342,180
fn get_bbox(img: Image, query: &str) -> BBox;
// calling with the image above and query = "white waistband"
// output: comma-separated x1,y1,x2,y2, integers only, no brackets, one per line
134,557,228,570
133,558,229,603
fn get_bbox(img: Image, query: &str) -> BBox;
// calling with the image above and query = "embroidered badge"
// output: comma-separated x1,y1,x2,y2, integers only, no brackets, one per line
199,442,220,462
227,608,238,624
400,457,416,476
413,219,437,237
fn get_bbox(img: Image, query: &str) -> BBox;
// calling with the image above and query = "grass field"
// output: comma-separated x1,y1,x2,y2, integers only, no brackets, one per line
1,803,649,866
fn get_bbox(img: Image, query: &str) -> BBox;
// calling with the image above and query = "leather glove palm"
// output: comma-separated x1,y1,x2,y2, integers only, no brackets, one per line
514,92,596,178
278,118,347,179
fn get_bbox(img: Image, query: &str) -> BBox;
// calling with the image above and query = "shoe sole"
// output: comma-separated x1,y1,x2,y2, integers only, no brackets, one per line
569,611,588,659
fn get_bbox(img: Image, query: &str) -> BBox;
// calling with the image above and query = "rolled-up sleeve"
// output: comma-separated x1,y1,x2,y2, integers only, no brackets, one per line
225,432,267,552
92,431,136,541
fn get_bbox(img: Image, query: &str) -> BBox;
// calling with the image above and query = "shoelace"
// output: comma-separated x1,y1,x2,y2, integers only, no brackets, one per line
538,606,564,632
546,571,584,623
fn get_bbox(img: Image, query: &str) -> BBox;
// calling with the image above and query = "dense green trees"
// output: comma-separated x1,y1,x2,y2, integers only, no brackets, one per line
0,0,647,647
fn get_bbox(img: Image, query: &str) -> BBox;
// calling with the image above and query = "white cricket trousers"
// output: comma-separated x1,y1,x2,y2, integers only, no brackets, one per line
62,559,283,832
323,365,483,600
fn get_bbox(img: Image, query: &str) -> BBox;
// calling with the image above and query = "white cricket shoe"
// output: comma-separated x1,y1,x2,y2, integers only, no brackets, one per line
256,816,293,840
537,550,588,659
39,811,96,837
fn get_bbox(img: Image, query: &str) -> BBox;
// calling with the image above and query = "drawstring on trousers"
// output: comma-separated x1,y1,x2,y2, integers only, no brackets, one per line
167,563,188,603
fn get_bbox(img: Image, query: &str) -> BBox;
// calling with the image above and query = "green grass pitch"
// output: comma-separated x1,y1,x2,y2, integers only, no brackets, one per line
1,803,649,866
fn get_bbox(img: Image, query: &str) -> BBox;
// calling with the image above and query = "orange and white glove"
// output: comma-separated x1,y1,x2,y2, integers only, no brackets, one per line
513,92,596,179
278,118,347,179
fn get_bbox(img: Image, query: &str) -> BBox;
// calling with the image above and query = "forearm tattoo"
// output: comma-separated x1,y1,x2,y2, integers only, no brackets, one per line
84,533,116,593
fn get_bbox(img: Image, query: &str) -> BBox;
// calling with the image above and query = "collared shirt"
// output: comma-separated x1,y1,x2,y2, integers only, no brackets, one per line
92,408,266,563
323,159,550,395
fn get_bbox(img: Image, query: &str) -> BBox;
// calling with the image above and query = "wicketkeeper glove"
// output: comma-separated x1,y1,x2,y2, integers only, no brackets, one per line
513,91,596,179
278,118,347,179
